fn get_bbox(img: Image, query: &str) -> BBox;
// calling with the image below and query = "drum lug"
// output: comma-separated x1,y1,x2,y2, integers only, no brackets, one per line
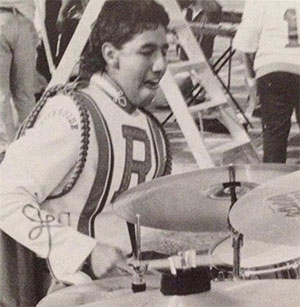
216,270,226,281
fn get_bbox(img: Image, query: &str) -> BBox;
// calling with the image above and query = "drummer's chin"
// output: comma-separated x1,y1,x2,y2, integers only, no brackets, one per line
137,92,157,108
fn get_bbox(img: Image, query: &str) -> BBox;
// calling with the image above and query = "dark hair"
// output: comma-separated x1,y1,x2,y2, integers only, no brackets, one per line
79,0,169,79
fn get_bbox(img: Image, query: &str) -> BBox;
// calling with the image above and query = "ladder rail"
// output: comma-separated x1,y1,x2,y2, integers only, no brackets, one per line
160,70,215,168
48,0,106,88
157,0,259,166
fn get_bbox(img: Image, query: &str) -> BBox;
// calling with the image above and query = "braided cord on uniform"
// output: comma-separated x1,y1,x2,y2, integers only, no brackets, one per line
18,84,90,199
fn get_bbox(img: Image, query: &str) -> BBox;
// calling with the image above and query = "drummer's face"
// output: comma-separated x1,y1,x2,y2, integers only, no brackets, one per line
109,25,169,107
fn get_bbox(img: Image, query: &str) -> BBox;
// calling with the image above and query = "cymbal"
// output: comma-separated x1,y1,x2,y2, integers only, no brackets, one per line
229,170,300,246
113,164,299,232
38,276,300,307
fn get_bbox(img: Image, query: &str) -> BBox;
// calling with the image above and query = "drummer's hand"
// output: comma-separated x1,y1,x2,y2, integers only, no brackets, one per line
90,243,125,279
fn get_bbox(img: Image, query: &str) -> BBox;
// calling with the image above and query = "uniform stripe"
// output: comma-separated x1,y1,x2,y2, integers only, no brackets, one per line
147,118,164,178
144,109,170,177
75,91,114,237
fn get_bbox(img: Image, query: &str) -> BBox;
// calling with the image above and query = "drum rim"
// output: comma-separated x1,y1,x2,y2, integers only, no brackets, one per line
209,235,300,271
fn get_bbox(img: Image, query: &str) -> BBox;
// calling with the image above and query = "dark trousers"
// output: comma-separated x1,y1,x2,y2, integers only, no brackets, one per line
257,72,300,163
36,0,79,82
0,231,50,307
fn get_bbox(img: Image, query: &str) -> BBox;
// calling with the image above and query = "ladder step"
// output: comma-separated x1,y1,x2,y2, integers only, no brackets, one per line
158,0,259,167
210,139,250,154
187,100,227,114
168,60,206,75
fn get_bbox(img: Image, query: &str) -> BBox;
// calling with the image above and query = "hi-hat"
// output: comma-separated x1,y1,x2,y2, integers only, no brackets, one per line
229,170,300,246
113,164,299,232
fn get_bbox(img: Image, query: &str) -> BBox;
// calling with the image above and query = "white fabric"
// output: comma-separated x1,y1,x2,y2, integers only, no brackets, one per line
233,0,300,77
0,94,97,281
0,0,35,22
0,73,167,282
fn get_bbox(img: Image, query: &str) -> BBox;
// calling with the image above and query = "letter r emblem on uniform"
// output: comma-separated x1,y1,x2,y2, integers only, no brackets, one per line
113,125,152,200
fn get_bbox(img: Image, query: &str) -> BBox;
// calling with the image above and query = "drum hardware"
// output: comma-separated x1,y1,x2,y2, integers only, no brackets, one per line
210,235,300,280
231,231,243,279
167,250,197,275
241,261,300,280
129,214,147,293
136,214,142,263
113,165,300,286
160,266,212,296
160,250,212,296
213,269,227,281
225,165,244,280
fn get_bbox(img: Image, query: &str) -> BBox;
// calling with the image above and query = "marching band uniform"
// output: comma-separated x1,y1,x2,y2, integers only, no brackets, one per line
0,73,171,306
234,0,300,163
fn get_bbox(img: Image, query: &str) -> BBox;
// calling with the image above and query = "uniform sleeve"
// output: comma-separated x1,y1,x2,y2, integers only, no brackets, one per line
0,94,96,281
233,0,265,53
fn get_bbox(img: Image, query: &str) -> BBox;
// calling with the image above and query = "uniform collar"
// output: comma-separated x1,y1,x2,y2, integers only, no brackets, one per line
90,73,137,114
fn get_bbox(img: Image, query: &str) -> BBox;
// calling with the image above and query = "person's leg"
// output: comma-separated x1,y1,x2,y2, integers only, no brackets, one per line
200,35,215,60
56,17,79,64
45,0,61,59
0,12,16,149
292,75,300,130
10,14,38,125
36,0,62,82
258,72,295,163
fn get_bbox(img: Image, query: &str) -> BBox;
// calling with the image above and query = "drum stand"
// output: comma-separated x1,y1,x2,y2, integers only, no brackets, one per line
232,231,243,279
129,214,147,293
225,166,244,280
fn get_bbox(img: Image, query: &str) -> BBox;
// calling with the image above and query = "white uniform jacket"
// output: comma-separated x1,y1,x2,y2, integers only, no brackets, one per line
0,73,171,282
233,0,300,78
0,0,35,22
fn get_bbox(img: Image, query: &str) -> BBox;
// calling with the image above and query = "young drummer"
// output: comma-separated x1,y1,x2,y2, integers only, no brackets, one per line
0,1,171,305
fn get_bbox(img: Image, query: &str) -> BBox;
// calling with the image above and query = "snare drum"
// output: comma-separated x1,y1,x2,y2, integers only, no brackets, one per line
210,235,300,280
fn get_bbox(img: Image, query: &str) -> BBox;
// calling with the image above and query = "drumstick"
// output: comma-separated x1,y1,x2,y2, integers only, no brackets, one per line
136,214,142,262
139,254,222,271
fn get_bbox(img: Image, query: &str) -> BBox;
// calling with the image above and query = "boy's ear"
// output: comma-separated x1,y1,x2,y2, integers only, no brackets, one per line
102,42,119,69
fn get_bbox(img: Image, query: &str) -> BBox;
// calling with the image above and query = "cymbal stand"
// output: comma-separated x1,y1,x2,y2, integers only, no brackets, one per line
130,214,147,292
232,231,243,279
136,214,142,263
225,166,243,280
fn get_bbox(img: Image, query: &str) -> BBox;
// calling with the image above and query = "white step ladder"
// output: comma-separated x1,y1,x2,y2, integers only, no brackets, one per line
157,0,260,168
47,0,106,88
48,0,260,169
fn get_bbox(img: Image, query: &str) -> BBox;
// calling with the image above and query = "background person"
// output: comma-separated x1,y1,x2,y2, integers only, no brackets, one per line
0,0,38,155
234,0,300,163
36,0,88,83
177,0,222,61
